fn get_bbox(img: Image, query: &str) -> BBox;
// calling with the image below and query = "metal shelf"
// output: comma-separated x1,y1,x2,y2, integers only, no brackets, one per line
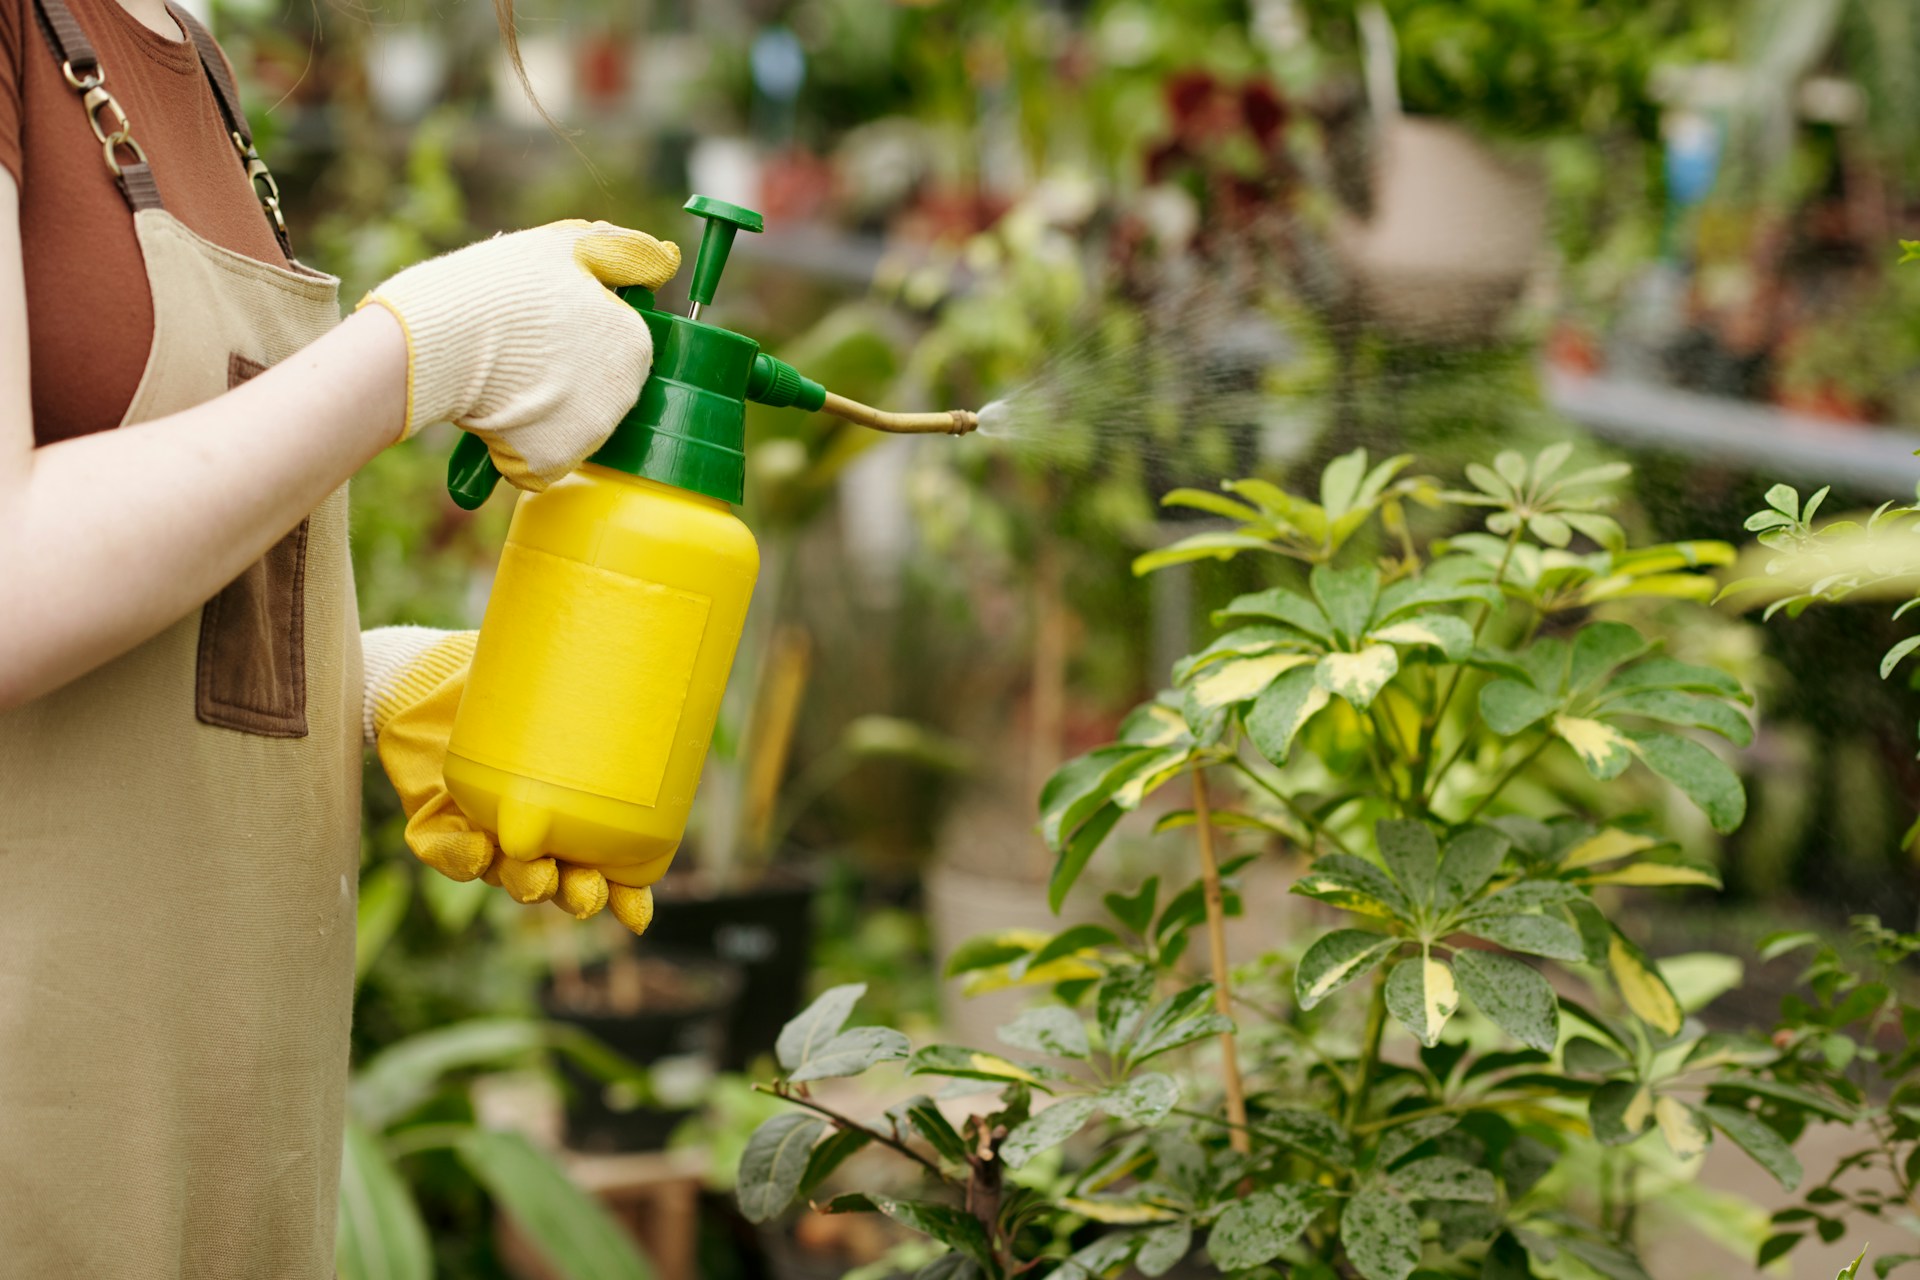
1546,368,1920,499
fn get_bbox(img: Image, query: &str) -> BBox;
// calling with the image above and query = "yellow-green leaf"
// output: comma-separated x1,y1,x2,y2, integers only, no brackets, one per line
1608,931,1683,1035
1319,645,1400,709
1062,1197,1180,1224
1624,1085,1655,1135
1561,828,1660,869
1655,1095,1709,1160
1190,653,1317,711
1583,862,1722,888
1553,715,1636,780
1128,704,1189,747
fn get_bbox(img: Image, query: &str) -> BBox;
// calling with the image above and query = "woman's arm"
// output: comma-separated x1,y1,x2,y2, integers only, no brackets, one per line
0,167,405,708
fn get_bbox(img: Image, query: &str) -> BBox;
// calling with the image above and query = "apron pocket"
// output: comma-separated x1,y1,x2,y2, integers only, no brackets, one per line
194,352,310,737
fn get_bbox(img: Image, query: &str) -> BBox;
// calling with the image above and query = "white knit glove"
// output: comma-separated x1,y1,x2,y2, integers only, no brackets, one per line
360,626,655,934
359,221,682,492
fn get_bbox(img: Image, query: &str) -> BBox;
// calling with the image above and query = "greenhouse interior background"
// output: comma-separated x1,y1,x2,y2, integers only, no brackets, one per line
176,0,1920,1276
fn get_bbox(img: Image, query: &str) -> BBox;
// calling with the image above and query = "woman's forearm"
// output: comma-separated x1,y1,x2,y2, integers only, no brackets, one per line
0,306,407,709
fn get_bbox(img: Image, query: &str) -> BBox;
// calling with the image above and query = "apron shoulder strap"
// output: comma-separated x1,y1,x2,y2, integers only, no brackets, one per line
165,3,296,261
29,0,164,214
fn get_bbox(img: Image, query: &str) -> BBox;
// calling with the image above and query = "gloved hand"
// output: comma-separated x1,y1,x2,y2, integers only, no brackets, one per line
361,626,655,934
359,221,681,492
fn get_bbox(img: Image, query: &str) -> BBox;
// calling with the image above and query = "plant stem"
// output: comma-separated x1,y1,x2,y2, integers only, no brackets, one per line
1416,530,1521,787
1344,968,1390,1132
1461,738,1551,824
753,1083,947,1180
1193,767,1250,1154
1231,759,1354,857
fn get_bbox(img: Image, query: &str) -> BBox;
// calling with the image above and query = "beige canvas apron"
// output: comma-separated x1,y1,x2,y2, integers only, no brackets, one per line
0,3,358,1276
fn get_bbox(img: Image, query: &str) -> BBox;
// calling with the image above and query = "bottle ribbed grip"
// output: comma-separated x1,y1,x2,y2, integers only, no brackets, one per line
759,358,805,408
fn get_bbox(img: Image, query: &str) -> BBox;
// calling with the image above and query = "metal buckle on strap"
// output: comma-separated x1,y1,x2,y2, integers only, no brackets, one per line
81,82,144,176
60,58,101,91
232,130,289,239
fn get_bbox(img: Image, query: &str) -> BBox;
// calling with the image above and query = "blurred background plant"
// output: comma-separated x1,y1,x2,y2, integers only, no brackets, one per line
182,0,1920,1272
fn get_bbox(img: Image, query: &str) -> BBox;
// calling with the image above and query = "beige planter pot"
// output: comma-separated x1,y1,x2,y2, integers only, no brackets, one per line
1332,116,1547,343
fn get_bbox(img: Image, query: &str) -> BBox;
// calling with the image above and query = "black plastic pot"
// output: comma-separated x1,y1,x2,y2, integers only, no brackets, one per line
543,954,740,1154
644,867,820,1072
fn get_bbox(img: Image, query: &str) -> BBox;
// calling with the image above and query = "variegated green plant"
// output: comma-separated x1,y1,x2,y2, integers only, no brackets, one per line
735,448,1768,1280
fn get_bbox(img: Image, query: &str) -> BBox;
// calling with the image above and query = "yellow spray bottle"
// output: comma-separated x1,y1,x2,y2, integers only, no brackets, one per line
441,195,977,897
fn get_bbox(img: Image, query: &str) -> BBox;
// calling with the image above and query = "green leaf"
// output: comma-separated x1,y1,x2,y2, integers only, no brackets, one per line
789,1027,911,1083
1319,646,1401,709
1481,680,1557,735
1606,657,1748,702
1098,968,1155,1050
1630,732,1746,833
831,1195,994,1268
1216,587,1336,644
1128,983,1234,1065
1226,478,1331,541
1701,1104,1802,1190
1434,828,1509,912
1040,747,1157,851
1579,852,1722,889
738,1114,828,1223
914,1253,983,1280
999,1007,1091,1060
777,984,868,1075
1374,575,1502,620
337,1122,432,1280
1292,854,1413,921
458,1128,658,1279
1245,665,1332,763
1321,448,1370,517
1494,451,1530,492
1468,914,1586,962
1466,461,1514,501
1454,950,1560,1052
1529,513,1573,547
800,1127,874,1195
1839,1247,1868,1280
1883,635,1920,680
1392,1155,1497,1202
1208,1185,1324,1270
1564,1036,1629,1076
1298,930,1401,1009
1002,1096,1100,1169
1558,1236,1654,1280
1049,803,1125,913
1105,1073,1180,1126
1377,1115,1460,1168
1260,1108,1355,1166
943,932,1035,977
1606,929,1683,1035
906,1045,1057,1089
1135,1223,1191,1277
1310,563,1383,645
350,1019,552,1130
1342,1188,1421,1280
895,1097,969,1166
1386,952,1459,1047
355,863,412,983
1132,532,1279,575
1553,715,1635,780
1104,878,1158,936
1026,924,1119,972
1370,615,1475,660
1377,820,1441,907
1602,689,1752,747
1709,1078,1856,1123
1160,487,1264,522
1589,1081,1654,1146
1765,483,1800,519
1570,623,1650,691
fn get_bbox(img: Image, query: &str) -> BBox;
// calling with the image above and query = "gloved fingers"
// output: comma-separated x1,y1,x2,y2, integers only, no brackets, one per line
572,224,682,291
553,864,610,920
607,883,655,937
481,852,504,887
403,794,496,883
497,854,560,904
465,425,548,493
